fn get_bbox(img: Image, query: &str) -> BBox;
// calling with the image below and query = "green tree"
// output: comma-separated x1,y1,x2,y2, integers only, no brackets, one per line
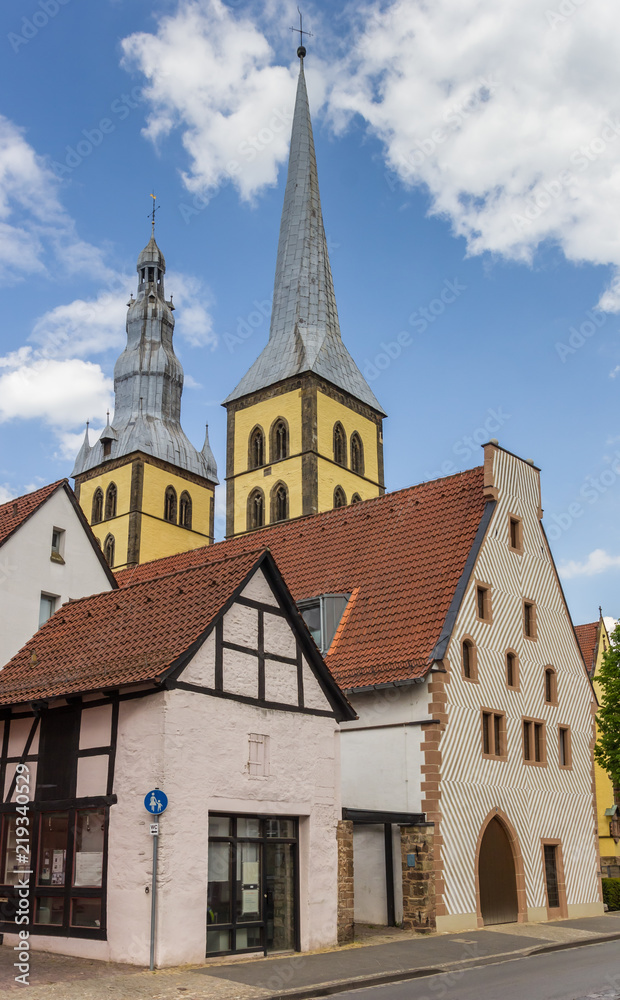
594,620,620,790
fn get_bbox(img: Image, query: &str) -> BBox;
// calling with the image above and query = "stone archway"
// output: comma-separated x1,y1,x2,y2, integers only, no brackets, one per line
476,810,527,926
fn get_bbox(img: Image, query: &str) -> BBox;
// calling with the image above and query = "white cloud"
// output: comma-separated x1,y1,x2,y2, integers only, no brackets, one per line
168,271,217,347
30,284,131,360
559,548,620,578
0,484,15,504
121,0,298,202
0,350,113,429
324,0,620,304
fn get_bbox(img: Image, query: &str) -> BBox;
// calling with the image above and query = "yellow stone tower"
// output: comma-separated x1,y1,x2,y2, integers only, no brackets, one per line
71,226,218,569
223,46,386,537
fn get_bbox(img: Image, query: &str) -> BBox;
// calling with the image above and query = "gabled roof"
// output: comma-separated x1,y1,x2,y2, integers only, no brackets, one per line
575,621,598,676
0,548,353,719
117,468,487,689
224,57,384,415
0,480,65,547
0,480,116,588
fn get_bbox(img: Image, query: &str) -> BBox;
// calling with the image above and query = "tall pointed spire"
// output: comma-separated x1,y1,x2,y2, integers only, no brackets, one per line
225,50,384,415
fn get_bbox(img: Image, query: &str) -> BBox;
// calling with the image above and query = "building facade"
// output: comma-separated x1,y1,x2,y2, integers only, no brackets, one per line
0,550,353,964
0,480,115,665
576,614,620,876
223,50,385,538
72,228,218,570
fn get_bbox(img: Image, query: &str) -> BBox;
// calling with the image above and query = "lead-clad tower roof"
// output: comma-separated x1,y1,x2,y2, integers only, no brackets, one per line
224,53,385,416
71,229,218,483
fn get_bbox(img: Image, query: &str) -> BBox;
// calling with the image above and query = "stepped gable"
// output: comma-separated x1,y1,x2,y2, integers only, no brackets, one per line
117,467,487,689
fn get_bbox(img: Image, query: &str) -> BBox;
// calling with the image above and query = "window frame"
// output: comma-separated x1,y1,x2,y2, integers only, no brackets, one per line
350,432,365,476
164,486,177,524
475,581,492,624
50,527,65,563
333,486,347,509
39,592,58,627
558,725,572,769
522,716,547,766
523,598,537,640
270,481,289,523
247,488,265,531
91,488,103,525
103,533,115,568
508,514,524,554
544,666,557,705
481,708,507,760
333,422,347,467
505,649,519,690
269,418,289,464
248,426,266,470
540,839,567,919
104,483,117,520
461,636,478,682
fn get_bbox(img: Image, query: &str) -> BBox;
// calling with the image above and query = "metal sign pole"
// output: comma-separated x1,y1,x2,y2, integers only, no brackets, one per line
149,827,158,971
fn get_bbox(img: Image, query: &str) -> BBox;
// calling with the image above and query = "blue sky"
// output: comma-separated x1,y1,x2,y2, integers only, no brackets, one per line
1,0,620,624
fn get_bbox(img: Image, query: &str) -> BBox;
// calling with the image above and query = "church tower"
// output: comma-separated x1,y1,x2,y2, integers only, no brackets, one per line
72,226,218,569
224,45,386,537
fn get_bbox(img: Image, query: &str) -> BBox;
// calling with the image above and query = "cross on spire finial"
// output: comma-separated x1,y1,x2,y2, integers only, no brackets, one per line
291,7,312,58
149,192,159,232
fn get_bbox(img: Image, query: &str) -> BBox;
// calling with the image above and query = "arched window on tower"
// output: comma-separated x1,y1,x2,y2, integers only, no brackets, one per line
334,486,347,508
164,486,177,524
271,482,289,523
249,426,265,469
271,418,289,463
351,493,362,504
92,487,103,524
247,488,265,530
104,483,117,520
350,432,364,475
179,491,192,529
333,422,347,466
103,534,115,568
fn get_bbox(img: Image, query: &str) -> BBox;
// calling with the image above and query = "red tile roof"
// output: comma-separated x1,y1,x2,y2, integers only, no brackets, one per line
0,549,263,706
117,468,487,689
0,480,66,547
575,621,599,677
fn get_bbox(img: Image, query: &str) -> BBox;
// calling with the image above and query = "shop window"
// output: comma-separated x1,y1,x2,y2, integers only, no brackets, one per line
91,488,103,524
179,491,192,529
104,483,117,520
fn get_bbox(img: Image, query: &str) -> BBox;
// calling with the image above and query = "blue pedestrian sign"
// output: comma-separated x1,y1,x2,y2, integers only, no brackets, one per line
144,789,168,815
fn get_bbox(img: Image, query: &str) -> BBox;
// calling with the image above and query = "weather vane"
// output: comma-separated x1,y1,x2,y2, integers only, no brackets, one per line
290,7,312,56
148,192,159,231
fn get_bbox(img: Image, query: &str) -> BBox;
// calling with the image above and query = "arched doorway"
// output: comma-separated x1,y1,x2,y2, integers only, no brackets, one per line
478,816,519,925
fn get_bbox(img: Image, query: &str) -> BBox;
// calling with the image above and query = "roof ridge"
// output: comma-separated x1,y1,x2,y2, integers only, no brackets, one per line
0,478,66,513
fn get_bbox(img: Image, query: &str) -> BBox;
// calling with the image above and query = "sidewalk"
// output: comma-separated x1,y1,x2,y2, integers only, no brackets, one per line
2,912,619,999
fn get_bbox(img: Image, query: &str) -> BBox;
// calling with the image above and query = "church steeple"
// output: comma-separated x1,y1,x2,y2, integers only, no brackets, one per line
224,47,386,537
72,223,218,569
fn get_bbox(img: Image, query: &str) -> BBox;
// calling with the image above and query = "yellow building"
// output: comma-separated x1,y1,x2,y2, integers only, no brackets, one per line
576,613,620,875
223,48,386,537
71,228,218,570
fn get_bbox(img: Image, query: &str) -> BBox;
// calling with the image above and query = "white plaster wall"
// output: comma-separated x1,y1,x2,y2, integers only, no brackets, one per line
0,489,112,664
340,685,429,813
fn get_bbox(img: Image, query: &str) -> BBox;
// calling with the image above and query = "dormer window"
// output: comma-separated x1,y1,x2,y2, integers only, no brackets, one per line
298,594,350,654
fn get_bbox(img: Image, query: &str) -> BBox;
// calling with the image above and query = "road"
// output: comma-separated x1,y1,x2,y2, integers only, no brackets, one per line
338,940,620,1000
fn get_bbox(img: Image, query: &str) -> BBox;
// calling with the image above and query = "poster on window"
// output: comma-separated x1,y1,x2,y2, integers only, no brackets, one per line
74,852,103,887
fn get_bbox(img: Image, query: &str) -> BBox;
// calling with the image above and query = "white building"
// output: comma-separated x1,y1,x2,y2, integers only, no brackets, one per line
0,548,353,964
0,480,116,665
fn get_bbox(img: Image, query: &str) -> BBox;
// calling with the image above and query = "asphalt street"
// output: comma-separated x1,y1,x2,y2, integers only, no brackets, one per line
336,940,620,1000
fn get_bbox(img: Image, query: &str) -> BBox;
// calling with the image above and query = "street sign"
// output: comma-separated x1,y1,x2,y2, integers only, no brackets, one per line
150,823,159,836
144,789,168,815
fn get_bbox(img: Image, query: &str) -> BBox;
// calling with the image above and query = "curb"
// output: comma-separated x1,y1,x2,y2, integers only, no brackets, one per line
257,931,620,1000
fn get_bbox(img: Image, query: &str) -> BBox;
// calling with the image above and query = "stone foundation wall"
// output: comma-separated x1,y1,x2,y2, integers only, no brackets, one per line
337,820,354,944
400,824,436,932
